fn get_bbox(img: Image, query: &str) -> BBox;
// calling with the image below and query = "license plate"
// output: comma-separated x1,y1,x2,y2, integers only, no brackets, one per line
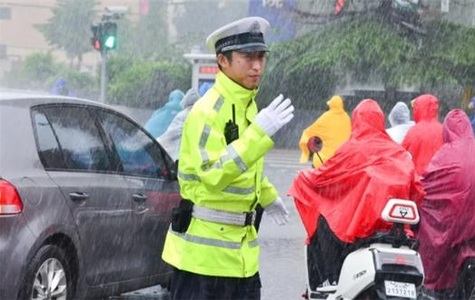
384,281,417,299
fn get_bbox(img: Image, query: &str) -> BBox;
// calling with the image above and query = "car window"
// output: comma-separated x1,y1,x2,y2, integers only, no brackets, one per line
32,106,112,172
97,110,168,178
32,110,67,169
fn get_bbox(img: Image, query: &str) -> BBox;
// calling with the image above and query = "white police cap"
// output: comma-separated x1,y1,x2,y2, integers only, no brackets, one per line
206,16,270,54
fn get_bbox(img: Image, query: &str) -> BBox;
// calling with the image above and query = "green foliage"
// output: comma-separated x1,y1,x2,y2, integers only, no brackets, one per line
5,52,60,89
115,1,178,60
51,69,96,96
260,16,419,110
4,52,96,97
36,0,97,65
107,59,190,108
105,55,131,83
259,41,338,110
172,1,247,53
420,20,475,87
261,14,475,111
324,17,419,88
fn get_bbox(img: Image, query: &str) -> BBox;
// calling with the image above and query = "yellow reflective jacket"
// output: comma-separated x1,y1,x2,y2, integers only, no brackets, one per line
298,95,351,168
161,72,278,278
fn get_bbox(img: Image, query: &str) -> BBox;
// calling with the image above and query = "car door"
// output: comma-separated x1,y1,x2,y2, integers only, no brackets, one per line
31,105,137,285
96,109,181,278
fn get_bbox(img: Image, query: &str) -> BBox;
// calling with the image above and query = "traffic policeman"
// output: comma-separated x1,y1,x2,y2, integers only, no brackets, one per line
161,16,294,299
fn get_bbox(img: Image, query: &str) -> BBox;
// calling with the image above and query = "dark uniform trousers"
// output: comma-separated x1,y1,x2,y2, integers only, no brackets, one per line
169,268,261,300
169,205,264,299
307,216,350,290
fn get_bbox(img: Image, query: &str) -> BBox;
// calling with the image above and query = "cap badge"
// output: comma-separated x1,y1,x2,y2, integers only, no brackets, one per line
249,21,261,35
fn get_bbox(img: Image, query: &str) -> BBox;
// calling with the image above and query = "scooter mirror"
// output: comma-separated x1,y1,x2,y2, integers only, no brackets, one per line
307,136,323,154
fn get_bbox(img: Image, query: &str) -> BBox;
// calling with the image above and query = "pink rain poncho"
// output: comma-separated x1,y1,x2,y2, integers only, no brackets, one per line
417,109,475,290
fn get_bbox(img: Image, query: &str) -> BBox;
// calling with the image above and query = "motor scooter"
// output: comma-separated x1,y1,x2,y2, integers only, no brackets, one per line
303,198,424,300
301,136,424,300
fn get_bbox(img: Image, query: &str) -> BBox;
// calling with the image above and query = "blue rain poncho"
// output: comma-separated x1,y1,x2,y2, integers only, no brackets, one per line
144,89,184,138
157,89,200,161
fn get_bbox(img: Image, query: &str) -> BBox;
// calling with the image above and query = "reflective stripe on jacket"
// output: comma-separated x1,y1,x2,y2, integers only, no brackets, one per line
161,71,278,277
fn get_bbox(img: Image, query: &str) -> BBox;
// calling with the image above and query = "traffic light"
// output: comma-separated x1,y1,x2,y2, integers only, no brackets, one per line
91,22,118,52
102,22,117,50
91,24,102,51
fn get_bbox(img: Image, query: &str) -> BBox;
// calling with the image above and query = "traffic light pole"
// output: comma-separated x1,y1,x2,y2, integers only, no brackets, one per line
100,48,107,103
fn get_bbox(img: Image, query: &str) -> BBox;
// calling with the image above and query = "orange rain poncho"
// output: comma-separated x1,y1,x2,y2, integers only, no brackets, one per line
289,99,425,243
298,95,351,168
402,94,443,175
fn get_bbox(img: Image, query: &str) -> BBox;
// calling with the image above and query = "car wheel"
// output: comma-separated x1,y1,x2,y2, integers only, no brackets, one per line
19,245,74,300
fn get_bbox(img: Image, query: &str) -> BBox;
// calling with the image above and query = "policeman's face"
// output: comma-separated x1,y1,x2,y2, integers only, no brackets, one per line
218,51,266,90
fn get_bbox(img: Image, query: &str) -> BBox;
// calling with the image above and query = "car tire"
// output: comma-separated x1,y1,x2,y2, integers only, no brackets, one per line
18,245,74,300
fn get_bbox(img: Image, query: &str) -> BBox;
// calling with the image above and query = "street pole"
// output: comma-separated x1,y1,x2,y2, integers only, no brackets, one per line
100,48,107,103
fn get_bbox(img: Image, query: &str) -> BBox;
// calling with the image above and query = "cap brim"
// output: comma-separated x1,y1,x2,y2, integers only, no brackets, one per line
233,44,268,53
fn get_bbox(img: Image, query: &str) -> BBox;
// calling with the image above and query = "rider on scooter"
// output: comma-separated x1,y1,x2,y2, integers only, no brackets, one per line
288,99,425,291
417,109,475,299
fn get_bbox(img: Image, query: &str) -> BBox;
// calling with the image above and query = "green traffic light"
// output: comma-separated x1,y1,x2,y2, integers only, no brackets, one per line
101,22,117,50
104,36,116,49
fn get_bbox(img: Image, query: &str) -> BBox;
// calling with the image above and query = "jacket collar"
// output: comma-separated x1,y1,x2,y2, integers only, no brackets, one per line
214,72,258,107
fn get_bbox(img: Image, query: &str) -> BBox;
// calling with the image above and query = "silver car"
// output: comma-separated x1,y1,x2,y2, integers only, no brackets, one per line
0,91,181,299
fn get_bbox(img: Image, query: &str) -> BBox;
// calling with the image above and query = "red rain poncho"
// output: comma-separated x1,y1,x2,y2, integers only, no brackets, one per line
402,94,443,175
417,109,475,290
289,99,425,243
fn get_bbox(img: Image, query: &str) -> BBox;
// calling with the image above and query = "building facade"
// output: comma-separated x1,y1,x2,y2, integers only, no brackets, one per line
0,0,143,78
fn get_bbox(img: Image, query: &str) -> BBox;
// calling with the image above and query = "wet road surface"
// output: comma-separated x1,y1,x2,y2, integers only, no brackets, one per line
259,149,309,300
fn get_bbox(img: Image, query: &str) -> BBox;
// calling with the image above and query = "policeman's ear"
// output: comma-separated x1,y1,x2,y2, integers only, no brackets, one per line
217,52,232,69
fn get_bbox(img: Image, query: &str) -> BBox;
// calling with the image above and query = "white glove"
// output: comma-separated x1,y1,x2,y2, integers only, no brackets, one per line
255,94,294,137
264,197,290,226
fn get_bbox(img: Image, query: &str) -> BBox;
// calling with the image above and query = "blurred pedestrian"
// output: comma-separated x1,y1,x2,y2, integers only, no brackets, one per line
161,16,294,300
298,95,351,168
50,78,73,96
386,101,415,144
402,94,443,175
199,81,213,96
144,89,184,138
417,109,475,298
157,88,200,162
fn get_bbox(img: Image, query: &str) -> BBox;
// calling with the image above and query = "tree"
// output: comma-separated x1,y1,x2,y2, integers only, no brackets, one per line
259,14,419,111
36,0,97,69
115,0,172,60
171,0,247,53
4,52,96,97
107,59,190,108
418,20,475,88
261,0,475,113
5,52,59,90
